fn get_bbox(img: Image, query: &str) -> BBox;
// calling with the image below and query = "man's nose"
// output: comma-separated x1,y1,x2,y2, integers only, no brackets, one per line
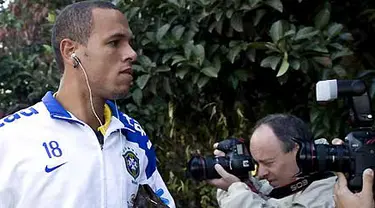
123,45,137,62
257,165,269,179
128,46,137,62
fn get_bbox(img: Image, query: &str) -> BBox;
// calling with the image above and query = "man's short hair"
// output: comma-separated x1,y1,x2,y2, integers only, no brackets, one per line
252,114,312,153
51,1,120,72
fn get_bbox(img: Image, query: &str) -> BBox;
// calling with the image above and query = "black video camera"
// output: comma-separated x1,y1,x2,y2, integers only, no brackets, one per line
296,79,375,191
186,138,255,181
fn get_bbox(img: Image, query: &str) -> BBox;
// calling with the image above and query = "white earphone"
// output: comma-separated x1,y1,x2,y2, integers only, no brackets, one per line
71,52,80,68
69,52,104,127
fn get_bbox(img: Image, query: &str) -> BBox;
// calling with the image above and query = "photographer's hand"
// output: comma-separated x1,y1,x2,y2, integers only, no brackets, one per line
213,142,225,157
206,143,241,191
334,168,374,208
207,164,241,191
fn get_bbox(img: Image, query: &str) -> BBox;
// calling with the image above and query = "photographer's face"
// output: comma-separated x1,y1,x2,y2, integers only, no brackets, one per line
250,124,299,188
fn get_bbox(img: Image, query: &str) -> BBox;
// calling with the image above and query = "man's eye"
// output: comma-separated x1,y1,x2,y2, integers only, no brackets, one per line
264,161,273,166
109,40,120,47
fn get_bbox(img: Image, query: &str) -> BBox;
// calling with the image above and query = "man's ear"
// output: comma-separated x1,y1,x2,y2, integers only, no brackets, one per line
60,38,78,68
293,142,300,156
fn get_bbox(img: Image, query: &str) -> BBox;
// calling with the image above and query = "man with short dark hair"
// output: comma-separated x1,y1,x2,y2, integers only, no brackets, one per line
208,114,337,207
0,1,175,207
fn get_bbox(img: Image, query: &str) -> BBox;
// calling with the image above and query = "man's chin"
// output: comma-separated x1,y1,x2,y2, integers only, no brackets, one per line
269,181,279,187
106,89,129,100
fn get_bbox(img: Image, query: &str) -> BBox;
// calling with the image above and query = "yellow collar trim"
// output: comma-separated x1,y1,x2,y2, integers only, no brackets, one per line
97,104,112,136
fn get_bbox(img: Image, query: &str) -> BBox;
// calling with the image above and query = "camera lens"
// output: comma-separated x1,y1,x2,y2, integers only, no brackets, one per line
315,144,352,172
297,141,352,174
186,155,229,181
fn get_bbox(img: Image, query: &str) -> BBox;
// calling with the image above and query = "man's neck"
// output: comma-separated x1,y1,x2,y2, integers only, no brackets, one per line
55,77,105,130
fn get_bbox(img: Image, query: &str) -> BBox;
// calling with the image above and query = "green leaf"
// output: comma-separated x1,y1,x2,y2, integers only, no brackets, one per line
240,5,252,11
215,19,223,34
260,56,281,70
149,77,158,95
141,39,151,46
185,30,196,41
226,9,234,18
47,12,56,23
294,27,319,40
167,0,180,7
156,66,171,73
132,64,147,73
197,76,210,88
339,33,354,41
201,67,220,78
248,42,268,50
308,45,329,53
246,48,256,62
269,20,284,43
253,9,266,26
265,0,283,12
249,0,262,7
283,29,296,39
209,19,220,33
162,52,176,64
331,49,353,60
215,11,223,21
172,25,185,39
156,24,171,41
276,52,289,77
145,32,155,41
132,88,143,106
314,7,330,29
176,68,189,79
193,44,205,66
192,73,200,84
310,109,320,122
213,56,221,71
290,59,300,70
228,45,242,63
229,41,241,47
163,78,173,95
136,74,151,89
43,44,53,54
184,42,195,59
229,75,239,89
126,7,140,20
328,23,343,38
137,55,154,67
171,55,186,66
230,13,243,32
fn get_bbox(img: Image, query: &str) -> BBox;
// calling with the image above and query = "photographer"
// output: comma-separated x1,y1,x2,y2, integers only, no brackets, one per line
208,114,337,207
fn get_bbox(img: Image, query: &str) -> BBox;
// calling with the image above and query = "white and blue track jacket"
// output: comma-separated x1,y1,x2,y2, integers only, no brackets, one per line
0,91,175,208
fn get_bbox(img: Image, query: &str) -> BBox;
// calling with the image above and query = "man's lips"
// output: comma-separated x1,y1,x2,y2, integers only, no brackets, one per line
120,67,133,76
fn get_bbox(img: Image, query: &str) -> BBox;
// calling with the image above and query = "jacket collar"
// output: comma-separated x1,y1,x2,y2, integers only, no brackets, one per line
42,91,84,125
42,91,123,127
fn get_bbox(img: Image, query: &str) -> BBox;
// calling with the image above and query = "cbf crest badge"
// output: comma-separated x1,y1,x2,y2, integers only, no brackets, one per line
122,148,140,183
